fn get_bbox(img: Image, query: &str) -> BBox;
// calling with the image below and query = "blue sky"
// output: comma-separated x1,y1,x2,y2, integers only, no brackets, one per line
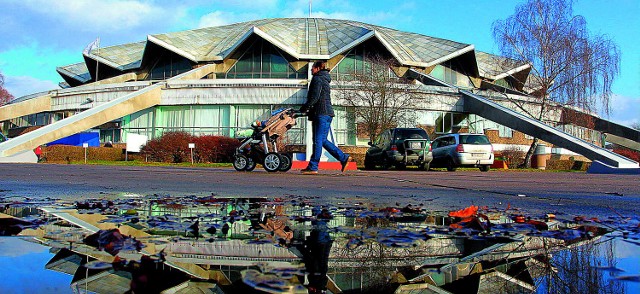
0,0,638,126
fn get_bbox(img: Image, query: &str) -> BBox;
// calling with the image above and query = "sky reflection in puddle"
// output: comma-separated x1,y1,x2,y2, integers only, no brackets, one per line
0,194,638,293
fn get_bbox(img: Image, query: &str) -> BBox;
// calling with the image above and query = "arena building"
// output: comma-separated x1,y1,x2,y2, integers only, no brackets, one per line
0,18,637,169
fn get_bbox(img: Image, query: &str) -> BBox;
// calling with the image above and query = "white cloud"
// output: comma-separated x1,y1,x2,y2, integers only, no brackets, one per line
4,75,59,98
18,0,183,33
283,0,406,27
219,0,278,9
607,94,640,127
197,11,265,28
198,11,238,28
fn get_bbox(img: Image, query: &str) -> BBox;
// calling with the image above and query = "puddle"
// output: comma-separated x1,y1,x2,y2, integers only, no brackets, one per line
0,237,73,293
1,195,639,293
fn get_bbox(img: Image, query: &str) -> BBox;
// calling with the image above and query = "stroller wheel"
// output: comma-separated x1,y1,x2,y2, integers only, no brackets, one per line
233,154,249,171
245,157,257,171
263,152,282,172
278,153,292,172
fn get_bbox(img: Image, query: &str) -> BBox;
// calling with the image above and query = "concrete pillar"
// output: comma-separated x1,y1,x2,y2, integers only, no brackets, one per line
532,143,548,169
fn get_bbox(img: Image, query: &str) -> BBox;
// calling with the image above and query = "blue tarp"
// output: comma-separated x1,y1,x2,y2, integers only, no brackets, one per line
48,132,100,147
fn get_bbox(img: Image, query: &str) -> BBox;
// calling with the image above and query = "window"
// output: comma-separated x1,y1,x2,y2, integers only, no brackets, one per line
460,135,490,144
331,47,397,81
148,54,192,80
436,112,462,133
498,125,513,138
394,129,427,140
375,130,390,146
495,78,512,89
221,38,308,79
429,64,473,88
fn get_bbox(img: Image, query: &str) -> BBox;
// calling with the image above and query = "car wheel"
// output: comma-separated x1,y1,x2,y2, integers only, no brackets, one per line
278,153,292,172
245,157,256,171
263,152,281,172
395,163,406,170
479,165,490,172
364,156,376,170
233,154,249,171
446,158,457,172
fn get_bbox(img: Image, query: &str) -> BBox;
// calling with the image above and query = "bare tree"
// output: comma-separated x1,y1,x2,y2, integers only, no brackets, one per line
335,55,417,143
0,71,14,106
492,0,620,167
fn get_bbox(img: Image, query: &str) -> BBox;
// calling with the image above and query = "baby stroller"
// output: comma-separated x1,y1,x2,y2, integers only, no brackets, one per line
233,108,304,172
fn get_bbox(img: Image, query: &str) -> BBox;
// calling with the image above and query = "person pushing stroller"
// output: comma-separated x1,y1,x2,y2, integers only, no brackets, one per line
299,61,352,175
233,108,300,172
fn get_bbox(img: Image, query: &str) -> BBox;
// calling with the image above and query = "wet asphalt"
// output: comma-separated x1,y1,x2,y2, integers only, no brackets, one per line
1,163,638,219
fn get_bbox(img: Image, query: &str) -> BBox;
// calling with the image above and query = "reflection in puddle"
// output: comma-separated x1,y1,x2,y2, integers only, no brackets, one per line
1,195,639,293
0,237,73,293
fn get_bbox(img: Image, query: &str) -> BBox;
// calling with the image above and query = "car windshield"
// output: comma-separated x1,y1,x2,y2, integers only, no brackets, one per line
460,135,490,145
394,129,427,140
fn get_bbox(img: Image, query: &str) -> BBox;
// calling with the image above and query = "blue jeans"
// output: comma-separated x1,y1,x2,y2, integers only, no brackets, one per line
307,115,348,171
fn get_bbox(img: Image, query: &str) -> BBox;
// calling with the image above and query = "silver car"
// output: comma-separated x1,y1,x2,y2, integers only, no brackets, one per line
430,133,494,172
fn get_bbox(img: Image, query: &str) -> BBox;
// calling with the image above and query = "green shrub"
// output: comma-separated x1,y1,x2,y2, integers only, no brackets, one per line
141,132,240,163
498,146,525,169
43,145,123,162
612,147,640,162
193,135,239,163
141,131,195,163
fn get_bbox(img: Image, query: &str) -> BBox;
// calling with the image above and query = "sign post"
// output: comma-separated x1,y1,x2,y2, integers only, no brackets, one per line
188,143,195,165
82,142,89,164
126,134,149,162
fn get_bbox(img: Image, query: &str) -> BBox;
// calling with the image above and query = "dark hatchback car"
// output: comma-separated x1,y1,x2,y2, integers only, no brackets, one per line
364,128,433,170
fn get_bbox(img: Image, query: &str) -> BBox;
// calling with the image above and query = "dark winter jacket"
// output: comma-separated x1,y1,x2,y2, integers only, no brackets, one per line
301,69,334,119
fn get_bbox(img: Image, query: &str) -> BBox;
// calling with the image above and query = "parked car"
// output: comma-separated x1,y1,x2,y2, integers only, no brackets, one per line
430,133,494,172
364,128,433,170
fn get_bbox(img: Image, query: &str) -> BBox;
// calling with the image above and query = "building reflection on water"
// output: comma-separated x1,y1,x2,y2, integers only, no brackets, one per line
0,195,638,293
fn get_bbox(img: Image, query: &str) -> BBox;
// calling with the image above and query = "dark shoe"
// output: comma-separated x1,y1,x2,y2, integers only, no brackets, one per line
341,155,352,172
301,168,318,175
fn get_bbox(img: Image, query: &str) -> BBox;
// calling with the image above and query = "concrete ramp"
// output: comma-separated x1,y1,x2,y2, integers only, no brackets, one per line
0,150,38,163
0,64,218,161
594,118,640,152
0,92,52,122
0,83,162,158
604,134,640,152
461,90,639,168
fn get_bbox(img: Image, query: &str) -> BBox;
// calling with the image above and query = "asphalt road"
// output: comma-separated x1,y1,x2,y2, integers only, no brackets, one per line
1,163,639,219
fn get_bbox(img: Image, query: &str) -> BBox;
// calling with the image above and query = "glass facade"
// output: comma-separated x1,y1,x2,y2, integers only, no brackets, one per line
218,39,308,79
557,124,602,145
331,47,398,81
121,104,356,146
9,111,77,130
429,64,473,88
10,112,52,127
427,112,471,134
100,129,121,143
148,54,193,80
494,78,513,89
122,108,156,138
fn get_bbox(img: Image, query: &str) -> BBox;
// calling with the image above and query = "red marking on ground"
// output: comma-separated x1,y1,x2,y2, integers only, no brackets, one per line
291,161,357,171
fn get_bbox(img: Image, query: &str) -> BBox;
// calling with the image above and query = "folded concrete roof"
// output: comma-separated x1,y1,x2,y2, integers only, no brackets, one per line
59,18,483,75
475,51,530,81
